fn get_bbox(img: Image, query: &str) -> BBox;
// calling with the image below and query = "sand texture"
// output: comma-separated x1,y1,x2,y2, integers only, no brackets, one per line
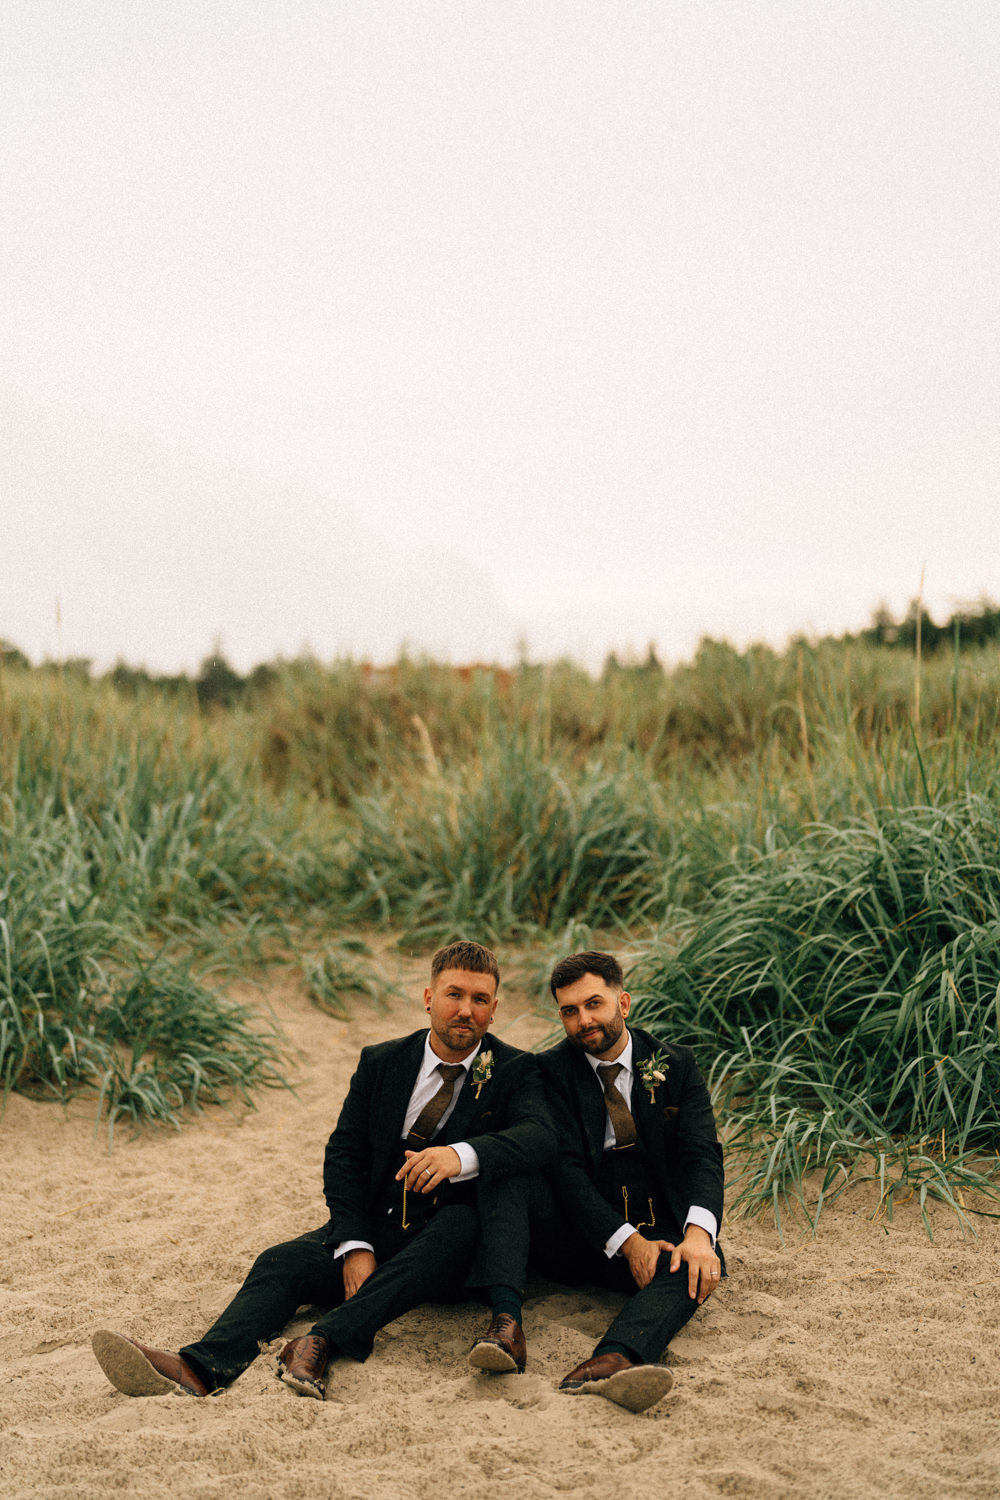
3,954,1000,1499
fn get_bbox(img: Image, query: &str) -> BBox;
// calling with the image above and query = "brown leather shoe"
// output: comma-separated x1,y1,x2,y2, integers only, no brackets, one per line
467,1314,526,1374
277,1334,331,1399
91,1331,211,1397
558,1351,673,1413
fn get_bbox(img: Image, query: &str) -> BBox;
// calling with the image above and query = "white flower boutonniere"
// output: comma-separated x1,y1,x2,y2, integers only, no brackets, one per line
472,1050,493,1100
638,1050,669,1103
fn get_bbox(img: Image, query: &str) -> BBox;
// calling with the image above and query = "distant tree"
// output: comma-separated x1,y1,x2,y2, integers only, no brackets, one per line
950,597,1000,648
108,661,153,696
195,651,245,707
247,662,279,695
862,603,899,647
0,640,30,670
897,599,945,653
154,672,194,696
641,642,664,675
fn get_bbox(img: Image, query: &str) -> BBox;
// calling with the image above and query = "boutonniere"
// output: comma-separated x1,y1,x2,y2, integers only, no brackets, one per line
472,1050,493,1099
637,1050,669,1102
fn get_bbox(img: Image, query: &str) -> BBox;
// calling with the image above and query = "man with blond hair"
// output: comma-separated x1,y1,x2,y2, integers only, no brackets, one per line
93,940,553,1400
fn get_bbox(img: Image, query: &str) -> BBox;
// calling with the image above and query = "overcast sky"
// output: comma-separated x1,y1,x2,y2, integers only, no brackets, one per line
4,2,998,672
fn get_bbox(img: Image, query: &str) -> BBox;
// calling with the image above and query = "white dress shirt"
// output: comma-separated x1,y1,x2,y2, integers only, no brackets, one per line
586,1036,718,1257
335,1034,482,1260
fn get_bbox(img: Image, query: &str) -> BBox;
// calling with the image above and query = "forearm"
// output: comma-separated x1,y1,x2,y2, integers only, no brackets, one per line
469,1060,557,1180
322,1052,377,1236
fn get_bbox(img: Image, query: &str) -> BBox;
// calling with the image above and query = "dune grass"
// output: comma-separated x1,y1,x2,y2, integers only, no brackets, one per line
0,678,332,1130
0,839,288,1143
343,732,676,943
627,793,1000,1236
5,631,1000,1208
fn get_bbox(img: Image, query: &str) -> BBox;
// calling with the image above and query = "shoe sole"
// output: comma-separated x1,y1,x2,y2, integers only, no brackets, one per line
92,1331,180,1398
277,1369,326,1399
559,1364,673,1413
467,1340,523,1374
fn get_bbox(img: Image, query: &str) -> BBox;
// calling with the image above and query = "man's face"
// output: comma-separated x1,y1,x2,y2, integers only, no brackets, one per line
554,972,631,1060
424,967,499,1062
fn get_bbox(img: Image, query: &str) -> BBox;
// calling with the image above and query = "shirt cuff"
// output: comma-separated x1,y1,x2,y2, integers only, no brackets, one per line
604,1222,637,1259
450,1142,479,1181
684,1206,718,1246
334,1240,374,1259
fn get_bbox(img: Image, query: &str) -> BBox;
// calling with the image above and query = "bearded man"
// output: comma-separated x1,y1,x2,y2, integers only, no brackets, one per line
535,950,724,1413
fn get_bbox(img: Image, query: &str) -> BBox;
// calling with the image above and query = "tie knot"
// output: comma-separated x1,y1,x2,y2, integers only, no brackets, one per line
598,1063,623,1086
436,1063,465,1083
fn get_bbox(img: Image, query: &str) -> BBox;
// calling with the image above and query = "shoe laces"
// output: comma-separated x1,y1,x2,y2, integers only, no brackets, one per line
297,1335,329,1362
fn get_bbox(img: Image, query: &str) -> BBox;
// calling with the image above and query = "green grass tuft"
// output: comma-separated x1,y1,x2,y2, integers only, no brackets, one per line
628,795,1000,1236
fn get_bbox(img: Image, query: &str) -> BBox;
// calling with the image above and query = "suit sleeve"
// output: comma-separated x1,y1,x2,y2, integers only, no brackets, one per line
463,1050,557,1182
322,1047,378,1245
671,1047,725,1226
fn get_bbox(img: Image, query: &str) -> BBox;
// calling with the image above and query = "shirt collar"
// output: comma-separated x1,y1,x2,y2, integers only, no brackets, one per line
421,1032,481,1078
585,1031,633,1077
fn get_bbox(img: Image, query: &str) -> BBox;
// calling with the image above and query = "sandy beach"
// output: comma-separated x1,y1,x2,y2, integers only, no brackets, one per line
3,949,1000,1499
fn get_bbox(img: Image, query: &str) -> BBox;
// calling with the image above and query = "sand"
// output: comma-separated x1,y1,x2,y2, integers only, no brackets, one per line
3,949,1000,1499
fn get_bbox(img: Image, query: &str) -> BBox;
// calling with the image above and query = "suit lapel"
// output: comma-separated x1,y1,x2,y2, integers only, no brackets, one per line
373,1032,426,1183
628,1029,656,1139
443,1032,509,1139
565,1045,609,1167
628,1029,671,1167
444,1057,482,1141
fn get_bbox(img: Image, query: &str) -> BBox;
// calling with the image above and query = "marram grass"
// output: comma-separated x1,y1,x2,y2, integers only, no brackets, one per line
343,733,673,943
6,632,1000,1204
628,794,1000,1236
0,709,313,1131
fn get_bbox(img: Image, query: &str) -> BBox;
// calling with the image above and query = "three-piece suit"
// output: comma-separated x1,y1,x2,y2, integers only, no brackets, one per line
533,1024,724,1364
180,1028,553,1388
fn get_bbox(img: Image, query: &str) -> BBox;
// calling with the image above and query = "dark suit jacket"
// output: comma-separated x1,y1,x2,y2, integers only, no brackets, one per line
321,1029,555,1247
539,1025,724,1253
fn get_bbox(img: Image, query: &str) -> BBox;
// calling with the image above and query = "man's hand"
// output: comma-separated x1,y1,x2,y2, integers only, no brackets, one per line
668,1225,722,1303
395,1146,462,1193
342,1248,376,1300
621,1232,672,1289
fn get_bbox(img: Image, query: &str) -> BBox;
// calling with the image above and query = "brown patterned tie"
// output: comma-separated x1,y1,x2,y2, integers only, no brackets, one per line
598,1062,637,1148
405,1063,465,1148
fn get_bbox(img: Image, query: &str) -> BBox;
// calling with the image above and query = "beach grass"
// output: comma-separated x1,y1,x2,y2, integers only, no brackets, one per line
0,673,326,1129
627,785,1000,1236
4,630,1000,1224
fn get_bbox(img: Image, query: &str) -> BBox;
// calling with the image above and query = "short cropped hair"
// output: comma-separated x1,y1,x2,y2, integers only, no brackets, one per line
431,940,500,988
549,950,624,999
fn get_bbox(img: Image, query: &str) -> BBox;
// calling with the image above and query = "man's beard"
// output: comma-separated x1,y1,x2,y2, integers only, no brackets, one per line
570,1013,625,1056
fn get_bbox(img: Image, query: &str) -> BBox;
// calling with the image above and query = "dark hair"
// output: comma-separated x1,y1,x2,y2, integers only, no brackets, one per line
549,950,624,998
431,940,500,988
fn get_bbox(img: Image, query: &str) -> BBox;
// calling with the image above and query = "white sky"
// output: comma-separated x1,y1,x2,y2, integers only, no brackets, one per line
3,1,998,672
